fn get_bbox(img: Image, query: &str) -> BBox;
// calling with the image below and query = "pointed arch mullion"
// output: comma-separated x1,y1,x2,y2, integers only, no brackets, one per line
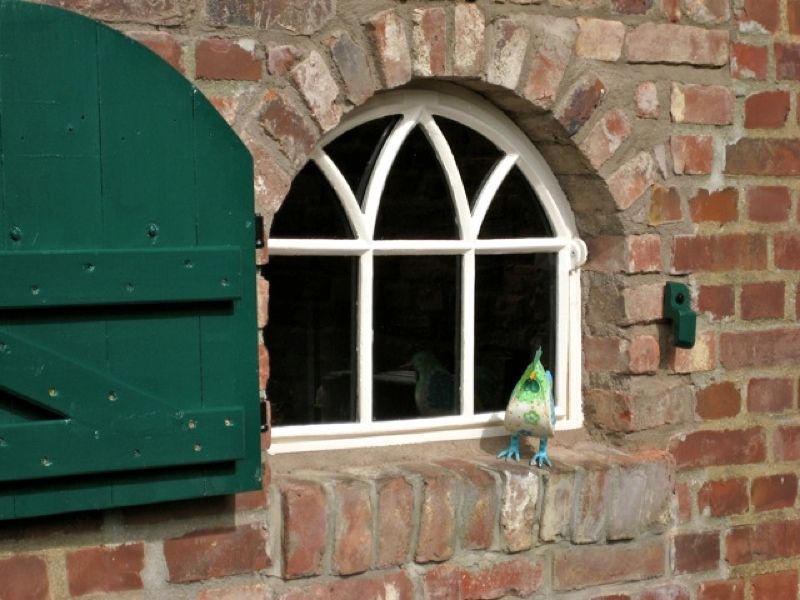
312,149,368,240
471,153,517,238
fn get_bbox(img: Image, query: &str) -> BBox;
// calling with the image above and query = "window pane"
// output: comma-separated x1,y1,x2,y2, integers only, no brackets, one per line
474,253,556,414
324,115,400,208
374,126,458,240
270,160,354,239
435,116,503,209
373,255,459,421
479,166,553,239
264,256,356,425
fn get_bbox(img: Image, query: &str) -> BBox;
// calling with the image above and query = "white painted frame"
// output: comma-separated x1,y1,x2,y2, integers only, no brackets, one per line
269,88,586,454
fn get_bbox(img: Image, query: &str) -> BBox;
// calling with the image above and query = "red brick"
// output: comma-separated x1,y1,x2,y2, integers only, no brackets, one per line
731,43,768,79
629,335,660,373
726,139,800,175
688,188,738,223
257,89,318,163
745,91,790,129
661,0,681,21
748,378,793,415
405,464,458,563
52,0,186,24
672,234,766,273
0,555,48,600
698,580,745,600
671,135,713,175
332,478,372,575
670,330,716,373
585,336,627,372
725,519,800,565
522,16,577,110
267,44,302,76
612,0,653,14
636,81,660,119
557,76,606,136
625,23,728,66
696,381,740,419
326,32,374,106
675,482,692,523
751,570,799,600
741,282,784,321
586,236,625,272
670,427,766,469
740,0,780,32
649,185,682,224
587,383,686,433
684,0,730,23
553,538,665,590
486,19,530,91
197,583,270,600
575,18,626,62
128,31,183,73
593,596,632,600
774,233,800,269
581,109,632,169
411,7,447,77
462,558,546,598
67,544,143,597
721,328,800,369
437,460,496,550
775,425,800,461
698,478,748,517
791,0,800,34
258,342,269,391
747,186,791,223
671,83,734,125
640,585,689,600
279,479,326,578
698,285,734,320
290,51,343,131
196,38,261,81
368,10,411,89
624,283,664,323
282,572,414,600
453,4,485,78
673,531,720,573
751,473,798,512
607,152,659,210
376,475,413,568
627,235,662,273
164,524,268,583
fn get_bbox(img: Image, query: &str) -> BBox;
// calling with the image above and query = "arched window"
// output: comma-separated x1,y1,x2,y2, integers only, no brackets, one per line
266,87,586,452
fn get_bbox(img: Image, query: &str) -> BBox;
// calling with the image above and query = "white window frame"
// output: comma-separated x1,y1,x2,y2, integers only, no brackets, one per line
268,87,586,453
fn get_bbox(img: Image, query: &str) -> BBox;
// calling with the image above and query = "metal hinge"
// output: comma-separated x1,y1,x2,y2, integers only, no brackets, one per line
260,397,270,433
255,214,265,249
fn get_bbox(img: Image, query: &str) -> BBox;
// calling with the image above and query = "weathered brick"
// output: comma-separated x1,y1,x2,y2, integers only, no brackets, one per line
581,109,632,169
671,135,713,175
524,15,577,107
695,381,740,419
274,0,334,35
128,31,183,73
206,0,254,26
279,479,326,578
745,91,790,129
698,478,748,517
741,283,784,321
641,585,690,600
453,4,485,77
553,538,665,590
791,0,800,34
540,470,576,541
721,328,800,369
671,83,733,125
607,152,659,210
572,469,610,543
698,285,734,320
670,330,716,373
777,43,800,80
739,0,779,33
625,23,728,66
635,81,660,119
575,18,625,62
612,0,653,14
626,234,661,273
423,559,545,600
675,482,691,523
557,76,606,136
775,425,800,461
586,236,626,272
437,460,496,551
494,461,539,551
257,90,318,163
404,464,458,563
751,473,798,512
67,544,144,597
662,0,681,21
752,571,799,600
727,139,800,176
774,233,800,269
486,19,530,91
282,572,414,600
623,283,664,323
51,0,186,25
164,524,268,583
747,186,791,223
412,7,447,77
649,185,681,224
673,531,720,574
248,141,292,217
197,583,271,600
731,43,768,79
670,427,766,469
672,234,767,273
0,555,48,600
698,580,745,600
368,10,411,89
376,475,413,568
725,519,800,565
629,335,659,374
607,455,673,539
748,378,793,414
326,32,374,106
585,336,627,372
196,38,261,81
684,0,730,24
290,51,342,131
332,478,372,575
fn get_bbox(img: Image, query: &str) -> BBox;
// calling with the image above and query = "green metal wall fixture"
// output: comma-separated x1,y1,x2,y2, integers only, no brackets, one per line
0,0,260,519
663,282,697,349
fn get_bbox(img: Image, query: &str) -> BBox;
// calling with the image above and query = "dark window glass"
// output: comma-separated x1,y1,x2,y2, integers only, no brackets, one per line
435,116,503,209
479,166,553,239
374,126,458,240
324,115,400,207
270,161,354,239
373,255,459,421
474,253,556,413
264,256,356,426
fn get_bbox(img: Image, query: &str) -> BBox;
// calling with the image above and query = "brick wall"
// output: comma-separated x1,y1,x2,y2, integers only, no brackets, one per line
2,0,799,598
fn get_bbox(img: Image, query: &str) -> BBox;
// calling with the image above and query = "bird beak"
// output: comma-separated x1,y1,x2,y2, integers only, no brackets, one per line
529,372,537,381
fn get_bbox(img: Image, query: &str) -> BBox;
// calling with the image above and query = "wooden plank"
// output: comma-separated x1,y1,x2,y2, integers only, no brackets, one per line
0,406,244,482
0,247,242,308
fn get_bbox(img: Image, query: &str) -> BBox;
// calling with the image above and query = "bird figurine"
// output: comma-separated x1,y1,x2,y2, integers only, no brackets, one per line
407,351,456,416
496,347,556,468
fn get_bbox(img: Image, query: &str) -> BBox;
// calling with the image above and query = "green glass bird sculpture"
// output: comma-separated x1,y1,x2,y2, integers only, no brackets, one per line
408,351,455,416
496,347,556,468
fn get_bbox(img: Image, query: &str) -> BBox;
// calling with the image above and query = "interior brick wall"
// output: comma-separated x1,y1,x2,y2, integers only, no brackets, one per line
3,0,799,598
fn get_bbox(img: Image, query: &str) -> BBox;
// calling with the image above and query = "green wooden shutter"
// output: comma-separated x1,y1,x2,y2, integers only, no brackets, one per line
0,0,261,519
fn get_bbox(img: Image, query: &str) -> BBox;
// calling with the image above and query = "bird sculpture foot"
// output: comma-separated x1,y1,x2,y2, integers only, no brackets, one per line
531,438,552,468
497,434,521,462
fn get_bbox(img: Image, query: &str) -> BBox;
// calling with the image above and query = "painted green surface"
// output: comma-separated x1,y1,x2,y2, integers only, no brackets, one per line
0,0,260,519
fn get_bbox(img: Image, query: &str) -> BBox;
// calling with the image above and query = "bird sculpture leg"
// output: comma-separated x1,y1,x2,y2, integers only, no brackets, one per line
532,437,552,468
497,432,521,462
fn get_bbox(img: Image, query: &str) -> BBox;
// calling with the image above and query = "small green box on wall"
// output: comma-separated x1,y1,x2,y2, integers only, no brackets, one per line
0,0,261,519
